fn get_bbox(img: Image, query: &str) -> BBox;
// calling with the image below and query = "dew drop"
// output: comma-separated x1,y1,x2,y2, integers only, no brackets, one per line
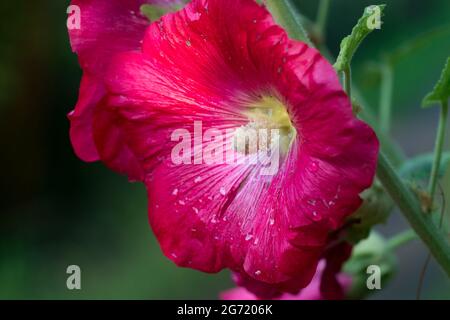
255,270,262,276
171,253,178,259
178,200,186,206
172,188,179,196
310,161,319,172
186,40,192,47
194,176,202,183
220,187,227,196
245,234,253,241
312,211,322,221
192,207,199,214
269,218,275,226
253,238,259,245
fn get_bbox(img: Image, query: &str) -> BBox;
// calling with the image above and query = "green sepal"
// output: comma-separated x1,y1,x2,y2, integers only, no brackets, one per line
345,181,393,244
344,232,397,299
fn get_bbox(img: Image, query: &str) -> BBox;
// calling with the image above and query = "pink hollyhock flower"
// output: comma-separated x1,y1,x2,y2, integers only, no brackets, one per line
222,259,352,300
67,0,182,180
79,0,378,295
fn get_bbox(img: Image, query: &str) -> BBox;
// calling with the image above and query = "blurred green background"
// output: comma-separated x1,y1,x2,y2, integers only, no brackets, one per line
0,0,449,299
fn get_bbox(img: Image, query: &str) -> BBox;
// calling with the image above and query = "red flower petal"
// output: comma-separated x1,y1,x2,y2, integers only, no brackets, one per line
105,0,379,292
68,0,176,178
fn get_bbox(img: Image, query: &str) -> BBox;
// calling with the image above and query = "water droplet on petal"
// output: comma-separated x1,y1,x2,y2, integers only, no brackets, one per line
312,211,322,221
192,207,199,214
310,161,319,172
186,40,192,47
172,188,179,196
178,200,186,206
253,238,259,245
220,187,227,196
255,270,262,276
269,218,275,226
245,234,253,241
194,176,202,183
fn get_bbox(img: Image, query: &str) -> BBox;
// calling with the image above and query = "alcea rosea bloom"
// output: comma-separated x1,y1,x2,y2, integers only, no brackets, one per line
69,0,379,296
68,0,181,180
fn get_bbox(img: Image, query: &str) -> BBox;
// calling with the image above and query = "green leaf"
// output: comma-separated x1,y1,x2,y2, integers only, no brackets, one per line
422,57,450,108
140,4,181,22
334,5,386,72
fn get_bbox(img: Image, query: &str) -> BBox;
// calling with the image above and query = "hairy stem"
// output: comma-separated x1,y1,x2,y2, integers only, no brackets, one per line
343,66,352,99
265,0,312,45
428,100,449,200
377,153,450,277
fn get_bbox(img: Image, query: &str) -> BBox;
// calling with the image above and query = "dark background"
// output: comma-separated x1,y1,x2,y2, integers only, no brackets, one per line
0,0,449,299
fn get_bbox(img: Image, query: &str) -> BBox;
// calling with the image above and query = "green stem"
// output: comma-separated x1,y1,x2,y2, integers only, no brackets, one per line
428,100,449,200
380,63,394,134
377,152,450,277
343,66,352,99
265,0,312,46
316,0,331,40
386,230,417,251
